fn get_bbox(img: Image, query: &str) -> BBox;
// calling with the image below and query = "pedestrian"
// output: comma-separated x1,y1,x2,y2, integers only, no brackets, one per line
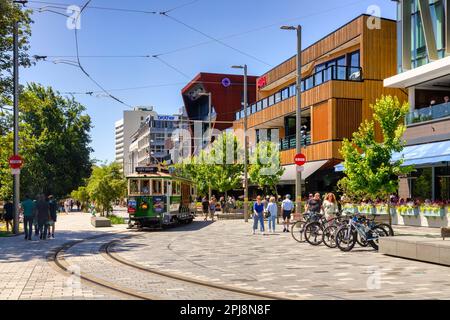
76,200,81,211
36,194,50,240
70,199,74,212
281,194,294,232
306,192,323,214
322,192,339,220
219,196,226,213
266,196,278,233
252,196,265,235
209,196,217,221
47,195,57,239
21,195,35,241
201,196,209,221
64,199,70,214
33,199,39,236
2,199,14,233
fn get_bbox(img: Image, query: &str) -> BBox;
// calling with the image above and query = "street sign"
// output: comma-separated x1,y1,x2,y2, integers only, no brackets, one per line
294,153,307,166
296,166,304,173
11,168,20,175
9,155,23,169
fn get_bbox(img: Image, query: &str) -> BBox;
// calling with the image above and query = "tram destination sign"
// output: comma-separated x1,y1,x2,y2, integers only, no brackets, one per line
135,166,159,174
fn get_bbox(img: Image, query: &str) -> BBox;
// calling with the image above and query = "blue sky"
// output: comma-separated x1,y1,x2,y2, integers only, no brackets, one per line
21,0,397,163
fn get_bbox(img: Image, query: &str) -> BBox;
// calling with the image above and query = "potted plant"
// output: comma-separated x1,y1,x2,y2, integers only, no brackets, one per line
420,201,445,218
397,204,419,216
375,204,390,215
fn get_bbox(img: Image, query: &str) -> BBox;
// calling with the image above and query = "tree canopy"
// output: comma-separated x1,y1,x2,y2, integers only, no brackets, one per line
249,140,284,196
0,83,93,200
338,95,414,201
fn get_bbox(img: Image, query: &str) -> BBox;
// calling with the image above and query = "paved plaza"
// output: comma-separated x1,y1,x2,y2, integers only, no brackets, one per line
0,212,449,300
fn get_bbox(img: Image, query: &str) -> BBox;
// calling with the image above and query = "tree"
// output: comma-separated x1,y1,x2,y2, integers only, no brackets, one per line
249,140,285,196
0,0,33,108
71,186,90,212
338,95,414,203
208,132,243,199
175,150,212,196
0,83,93,199
85,163,126,216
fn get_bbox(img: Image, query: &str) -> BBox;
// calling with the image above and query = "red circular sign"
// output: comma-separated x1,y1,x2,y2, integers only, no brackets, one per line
9,155,23,169
294,153,306,166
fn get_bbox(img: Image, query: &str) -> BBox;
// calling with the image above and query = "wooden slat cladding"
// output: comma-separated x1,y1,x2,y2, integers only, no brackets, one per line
259,16,364,87
333,99,362,140
361,17,398,80
311,101,331,142
280,141,343,165
245,96,296,128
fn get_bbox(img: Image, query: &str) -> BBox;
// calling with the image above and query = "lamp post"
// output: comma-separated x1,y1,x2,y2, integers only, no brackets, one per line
281,25,302,214
198,92,213,200
232,64,248,222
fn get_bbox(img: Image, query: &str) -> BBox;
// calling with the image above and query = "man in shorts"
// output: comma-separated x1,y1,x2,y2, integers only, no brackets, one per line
281,194,294,232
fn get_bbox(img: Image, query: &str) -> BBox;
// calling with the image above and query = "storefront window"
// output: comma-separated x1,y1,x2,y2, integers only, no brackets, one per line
435,166,450,201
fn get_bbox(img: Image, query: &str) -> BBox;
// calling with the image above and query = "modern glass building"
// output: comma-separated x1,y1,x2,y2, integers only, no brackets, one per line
385,0,450,203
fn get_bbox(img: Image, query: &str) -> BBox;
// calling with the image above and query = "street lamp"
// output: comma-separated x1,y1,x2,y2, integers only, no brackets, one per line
231,64,249,222
281,24,302,215
197,92,213,200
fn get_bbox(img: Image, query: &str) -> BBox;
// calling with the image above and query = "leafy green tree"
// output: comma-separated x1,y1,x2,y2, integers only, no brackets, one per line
175,151,212,196
208,132,243,199
249,140,285,196
0,0,33,108
0,83,93,199
338,95,414,204
86,163,126,216
71,186,90,212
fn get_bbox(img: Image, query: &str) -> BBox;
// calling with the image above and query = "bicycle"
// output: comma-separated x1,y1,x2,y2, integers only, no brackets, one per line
290,212,314,243
335,214,388,252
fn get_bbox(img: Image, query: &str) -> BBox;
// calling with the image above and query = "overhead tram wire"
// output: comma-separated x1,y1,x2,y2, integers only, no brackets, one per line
70,0,133,108
159,12,272,68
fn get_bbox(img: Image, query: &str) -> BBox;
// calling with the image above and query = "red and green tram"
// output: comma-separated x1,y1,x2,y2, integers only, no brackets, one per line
126,166,196,229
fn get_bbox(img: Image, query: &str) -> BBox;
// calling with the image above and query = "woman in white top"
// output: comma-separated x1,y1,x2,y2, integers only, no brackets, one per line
322,193,339,220
266,197,278,233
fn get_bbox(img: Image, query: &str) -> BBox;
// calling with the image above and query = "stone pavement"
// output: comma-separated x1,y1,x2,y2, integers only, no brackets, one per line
113,220,450,300
0,212,127,300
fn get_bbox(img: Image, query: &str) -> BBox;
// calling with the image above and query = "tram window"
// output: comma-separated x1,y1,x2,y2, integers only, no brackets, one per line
130,179,139,195
140,180,150,195
172,181,181,195
151,179,162,195
163,180,168,195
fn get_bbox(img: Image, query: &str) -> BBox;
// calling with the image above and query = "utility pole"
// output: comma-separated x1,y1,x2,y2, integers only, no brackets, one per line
231,64,248,222
281,25,302,214
12,7,20,235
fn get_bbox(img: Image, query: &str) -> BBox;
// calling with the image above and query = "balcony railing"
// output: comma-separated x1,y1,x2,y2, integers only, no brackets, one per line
235,65,362,120
406,102,450,125
280,133,311,151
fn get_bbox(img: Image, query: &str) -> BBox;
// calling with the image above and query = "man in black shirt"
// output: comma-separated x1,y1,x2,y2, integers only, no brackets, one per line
306,193,323,214
47,195,57,239
36,194,50,240
3,199,14,232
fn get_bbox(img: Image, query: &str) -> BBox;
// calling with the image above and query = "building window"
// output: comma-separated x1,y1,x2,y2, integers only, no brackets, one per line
275,92,282,103
262,98,268,109
257,101,262,111
251,104,256,114
268,95,275,106
281,88,289,100
289,84,296,97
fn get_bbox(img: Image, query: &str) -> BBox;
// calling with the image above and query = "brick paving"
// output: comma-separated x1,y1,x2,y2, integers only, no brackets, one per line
113,219,450,300
0,212,127,300
1,212,450,300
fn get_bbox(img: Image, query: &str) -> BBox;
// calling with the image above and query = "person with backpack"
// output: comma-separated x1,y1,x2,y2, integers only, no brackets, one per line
252,196,265,235
266,197,278,233
36,194,51,240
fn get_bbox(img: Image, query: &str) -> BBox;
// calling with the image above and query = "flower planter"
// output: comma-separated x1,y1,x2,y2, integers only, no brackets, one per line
375,206,390,215
342,204,358,215
358,206,376,215
421,208,445,218
398,207,419,216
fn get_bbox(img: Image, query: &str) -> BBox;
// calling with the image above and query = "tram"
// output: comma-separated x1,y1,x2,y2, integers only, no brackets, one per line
126,165,196,229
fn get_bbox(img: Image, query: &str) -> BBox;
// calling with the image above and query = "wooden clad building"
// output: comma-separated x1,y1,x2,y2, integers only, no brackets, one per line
233,14,407,195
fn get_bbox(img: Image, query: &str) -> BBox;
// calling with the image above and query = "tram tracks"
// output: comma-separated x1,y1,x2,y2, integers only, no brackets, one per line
48,233,286,300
